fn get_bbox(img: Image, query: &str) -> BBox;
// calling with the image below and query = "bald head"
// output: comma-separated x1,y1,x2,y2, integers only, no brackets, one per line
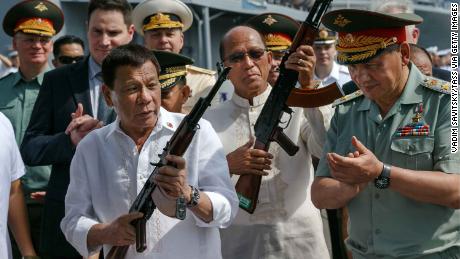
219,25,272,100
219,26,265,61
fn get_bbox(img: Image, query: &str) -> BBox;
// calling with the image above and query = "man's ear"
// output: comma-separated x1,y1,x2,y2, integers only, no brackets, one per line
102,84,114,107
180,85,191,104
400,43,411,66
127,24,135,40
412,27,420,44
266,50,273,65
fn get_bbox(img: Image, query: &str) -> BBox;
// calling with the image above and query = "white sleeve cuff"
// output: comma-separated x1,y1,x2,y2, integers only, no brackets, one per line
65,217,101,257
192,191,233,228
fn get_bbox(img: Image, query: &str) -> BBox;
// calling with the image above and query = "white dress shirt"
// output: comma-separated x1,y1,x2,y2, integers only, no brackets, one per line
61,108,238,258
315,61,351,88
204,86,331,259
0,113,25,259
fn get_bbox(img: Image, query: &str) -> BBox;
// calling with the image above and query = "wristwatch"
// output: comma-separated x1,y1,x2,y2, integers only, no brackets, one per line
187,185,200,208
374,163,391,189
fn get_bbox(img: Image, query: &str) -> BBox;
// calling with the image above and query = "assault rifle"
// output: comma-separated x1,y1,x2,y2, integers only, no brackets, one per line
106,67,231,259
234,0,341,214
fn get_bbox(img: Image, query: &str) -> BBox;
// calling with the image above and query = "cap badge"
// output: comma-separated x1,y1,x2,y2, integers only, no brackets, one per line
333,15,351,28
35,2,48,12
262,15,277,26
319,29,328,39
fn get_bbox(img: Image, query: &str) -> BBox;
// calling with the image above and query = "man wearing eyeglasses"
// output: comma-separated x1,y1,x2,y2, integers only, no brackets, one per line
52,35,85,68
0,1,63,258
204,25,331,258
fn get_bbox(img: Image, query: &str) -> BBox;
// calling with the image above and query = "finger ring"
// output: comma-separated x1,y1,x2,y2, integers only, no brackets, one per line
297,59,303,65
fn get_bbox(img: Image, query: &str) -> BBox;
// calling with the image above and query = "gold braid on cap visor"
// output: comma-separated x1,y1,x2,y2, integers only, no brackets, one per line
336,35,397,63
264,33,292,51
14,18,55,36
143,13,183,31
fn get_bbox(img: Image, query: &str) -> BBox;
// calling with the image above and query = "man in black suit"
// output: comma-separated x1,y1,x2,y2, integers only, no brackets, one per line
20,0,134,257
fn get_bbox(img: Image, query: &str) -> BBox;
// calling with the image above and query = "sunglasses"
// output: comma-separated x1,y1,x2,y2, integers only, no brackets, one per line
224,48,266,64
58,55,85,65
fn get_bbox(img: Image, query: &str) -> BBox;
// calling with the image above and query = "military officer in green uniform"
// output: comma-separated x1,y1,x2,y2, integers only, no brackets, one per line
246,13,299,87
154,50,194,113
132,0,223,113
0,1,63,258
311,9,460,259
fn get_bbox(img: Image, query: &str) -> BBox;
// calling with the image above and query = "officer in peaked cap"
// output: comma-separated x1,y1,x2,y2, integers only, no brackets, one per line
312,9,459,259
154,50,194,113
313,28,351,87
133,0,222,114
1,1,63,258
3,0,63,38
246,13,300,86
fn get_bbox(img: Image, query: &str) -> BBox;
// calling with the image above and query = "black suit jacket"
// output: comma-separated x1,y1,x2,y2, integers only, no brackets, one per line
20,57,115,256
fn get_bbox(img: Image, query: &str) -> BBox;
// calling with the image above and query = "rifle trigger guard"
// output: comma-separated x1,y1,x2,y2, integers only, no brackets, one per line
279,110,294,130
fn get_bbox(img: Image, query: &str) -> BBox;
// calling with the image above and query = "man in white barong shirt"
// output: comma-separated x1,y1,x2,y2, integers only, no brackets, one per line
204,26,330,258
61,44,238,259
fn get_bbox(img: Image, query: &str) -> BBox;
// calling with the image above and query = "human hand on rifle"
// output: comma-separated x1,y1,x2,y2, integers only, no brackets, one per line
154,155,192,202
285,45,317,89
226,137,274,176
87,212,144,248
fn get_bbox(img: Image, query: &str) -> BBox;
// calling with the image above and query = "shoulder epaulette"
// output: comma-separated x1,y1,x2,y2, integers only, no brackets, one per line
338,65,349,74
422,76,450,94
0,71,15,82
186,65,216,75
332,90,363,107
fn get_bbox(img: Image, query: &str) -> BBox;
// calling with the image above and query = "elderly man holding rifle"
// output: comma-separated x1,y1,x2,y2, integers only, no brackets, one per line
203,0,342,257
60,44,238,259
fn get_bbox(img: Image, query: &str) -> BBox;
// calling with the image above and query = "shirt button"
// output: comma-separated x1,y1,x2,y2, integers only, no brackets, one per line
375,229,381,235
374,193,380,199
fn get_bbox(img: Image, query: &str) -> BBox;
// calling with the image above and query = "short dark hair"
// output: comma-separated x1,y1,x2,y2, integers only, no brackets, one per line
102,44,160,89
87,0,133,26
409,43,433,64
53,35,85,57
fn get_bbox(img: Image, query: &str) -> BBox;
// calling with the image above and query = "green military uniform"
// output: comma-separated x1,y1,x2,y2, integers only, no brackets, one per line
2,1,63,257
0,72,51,197
316,9,460,259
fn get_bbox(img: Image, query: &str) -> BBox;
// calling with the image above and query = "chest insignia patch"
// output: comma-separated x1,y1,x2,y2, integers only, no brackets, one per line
395,103,430,137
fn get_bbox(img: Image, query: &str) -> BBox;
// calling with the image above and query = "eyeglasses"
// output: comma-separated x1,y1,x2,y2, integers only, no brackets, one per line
224,48,266,64
58,55,85,65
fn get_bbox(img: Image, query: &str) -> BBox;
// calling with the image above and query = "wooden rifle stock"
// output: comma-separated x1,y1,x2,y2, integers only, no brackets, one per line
235,0,337,214
105,67,231,259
